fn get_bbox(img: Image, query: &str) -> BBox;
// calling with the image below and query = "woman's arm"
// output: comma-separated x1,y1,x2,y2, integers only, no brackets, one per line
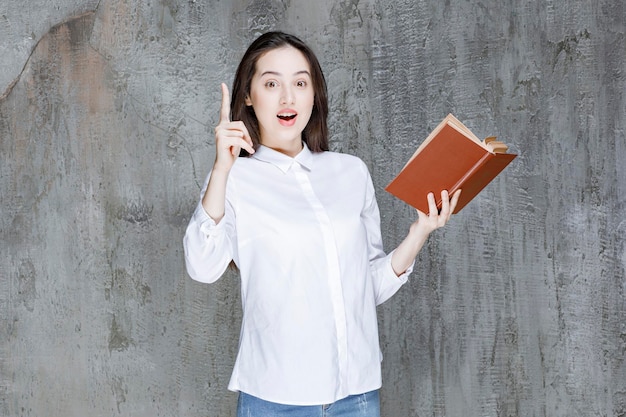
183,176,236,283
202,83,255,223
390,190,461,275
182,84,255,283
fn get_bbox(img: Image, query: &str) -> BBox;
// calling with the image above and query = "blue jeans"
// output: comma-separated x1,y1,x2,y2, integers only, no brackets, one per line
236,390,380,417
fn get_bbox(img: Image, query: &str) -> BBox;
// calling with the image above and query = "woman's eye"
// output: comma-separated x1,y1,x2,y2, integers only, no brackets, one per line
265,81,278,88
296,80,307,88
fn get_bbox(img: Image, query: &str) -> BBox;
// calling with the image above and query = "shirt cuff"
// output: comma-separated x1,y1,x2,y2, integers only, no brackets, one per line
192,202,224,236
388,249,413,283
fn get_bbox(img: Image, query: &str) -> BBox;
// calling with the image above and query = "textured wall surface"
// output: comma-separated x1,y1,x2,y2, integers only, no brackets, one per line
1,0,624,416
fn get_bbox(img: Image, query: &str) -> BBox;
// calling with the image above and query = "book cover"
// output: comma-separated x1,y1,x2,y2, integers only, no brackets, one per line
385,114,517,214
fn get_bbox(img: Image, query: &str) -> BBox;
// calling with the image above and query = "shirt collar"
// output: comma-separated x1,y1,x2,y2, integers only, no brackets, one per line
252,143,314,173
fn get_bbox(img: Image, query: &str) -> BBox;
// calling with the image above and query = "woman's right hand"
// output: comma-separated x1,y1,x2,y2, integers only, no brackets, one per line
200,84,254,222
213,83,255,173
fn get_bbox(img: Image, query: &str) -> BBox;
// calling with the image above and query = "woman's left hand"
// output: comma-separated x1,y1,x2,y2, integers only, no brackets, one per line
391,189,461,276
412,189,462,234
390,189,461,275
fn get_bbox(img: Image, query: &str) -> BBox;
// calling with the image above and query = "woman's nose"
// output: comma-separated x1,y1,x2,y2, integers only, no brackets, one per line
280,86,294,104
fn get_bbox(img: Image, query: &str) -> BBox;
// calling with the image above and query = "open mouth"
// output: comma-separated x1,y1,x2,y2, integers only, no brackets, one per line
277,113,296,121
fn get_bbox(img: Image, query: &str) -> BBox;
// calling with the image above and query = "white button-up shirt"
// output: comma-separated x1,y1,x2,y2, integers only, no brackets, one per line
183,144,412,405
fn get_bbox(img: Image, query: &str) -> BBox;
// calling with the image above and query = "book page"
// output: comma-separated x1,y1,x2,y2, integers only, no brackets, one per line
405,114,489,167
445,115,481,141
484,136,509,153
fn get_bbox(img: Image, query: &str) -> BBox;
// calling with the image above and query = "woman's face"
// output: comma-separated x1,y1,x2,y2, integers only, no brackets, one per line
245,46,315,157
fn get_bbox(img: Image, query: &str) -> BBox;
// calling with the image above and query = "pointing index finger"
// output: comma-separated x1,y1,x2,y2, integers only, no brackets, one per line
219,83,231,123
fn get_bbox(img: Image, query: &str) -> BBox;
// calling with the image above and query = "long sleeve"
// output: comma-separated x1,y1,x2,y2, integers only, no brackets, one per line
183,172,238,283
360,167,412,305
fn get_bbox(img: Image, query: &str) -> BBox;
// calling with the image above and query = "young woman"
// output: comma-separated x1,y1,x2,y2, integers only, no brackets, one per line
183,31,460,417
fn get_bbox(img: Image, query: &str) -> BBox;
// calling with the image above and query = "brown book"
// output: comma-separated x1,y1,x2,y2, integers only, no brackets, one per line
385,114,517,214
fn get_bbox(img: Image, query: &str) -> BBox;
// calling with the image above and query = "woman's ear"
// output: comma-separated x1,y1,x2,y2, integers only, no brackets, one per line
245,95,252,106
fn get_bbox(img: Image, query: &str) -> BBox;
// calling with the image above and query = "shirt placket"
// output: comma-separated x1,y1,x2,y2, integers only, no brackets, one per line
292,162,348,396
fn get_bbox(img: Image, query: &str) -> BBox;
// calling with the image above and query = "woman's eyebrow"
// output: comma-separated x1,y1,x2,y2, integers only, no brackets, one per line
259,70,311,77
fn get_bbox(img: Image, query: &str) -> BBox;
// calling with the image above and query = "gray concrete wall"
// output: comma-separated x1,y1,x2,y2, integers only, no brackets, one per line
1,0,624,416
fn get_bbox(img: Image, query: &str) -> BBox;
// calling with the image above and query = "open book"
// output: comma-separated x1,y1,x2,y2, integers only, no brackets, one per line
385,114,517,214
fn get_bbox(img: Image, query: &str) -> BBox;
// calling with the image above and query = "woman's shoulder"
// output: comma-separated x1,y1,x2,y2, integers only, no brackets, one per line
316,151,370,180
316,150,368,170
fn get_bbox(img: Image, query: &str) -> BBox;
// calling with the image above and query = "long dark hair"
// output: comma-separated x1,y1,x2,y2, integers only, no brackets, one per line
231,31,329,154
